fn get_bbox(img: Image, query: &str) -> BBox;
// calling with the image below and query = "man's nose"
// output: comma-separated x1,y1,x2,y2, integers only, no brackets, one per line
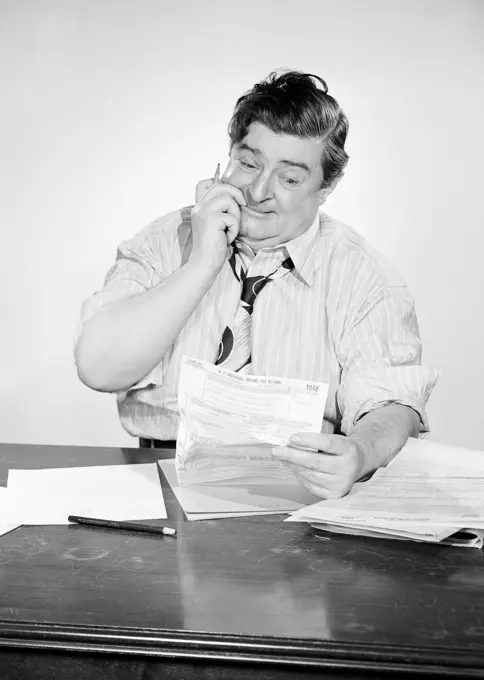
249,171,273,203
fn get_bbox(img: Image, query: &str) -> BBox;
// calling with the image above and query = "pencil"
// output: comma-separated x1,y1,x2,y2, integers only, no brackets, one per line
213,162,220,183
68,515,177,536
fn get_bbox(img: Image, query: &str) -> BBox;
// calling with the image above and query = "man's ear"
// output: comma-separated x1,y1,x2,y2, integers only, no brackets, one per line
319,174,343,205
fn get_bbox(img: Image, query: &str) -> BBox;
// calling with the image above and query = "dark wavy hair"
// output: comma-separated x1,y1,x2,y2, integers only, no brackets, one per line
228,70,349,189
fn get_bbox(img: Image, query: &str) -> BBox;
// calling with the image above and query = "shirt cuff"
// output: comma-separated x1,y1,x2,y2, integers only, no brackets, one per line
338,364,440,435
126,361,165,393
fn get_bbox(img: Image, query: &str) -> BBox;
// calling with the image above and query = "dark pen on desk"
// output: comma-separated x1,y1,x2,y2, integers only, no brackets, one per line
68,515,176,537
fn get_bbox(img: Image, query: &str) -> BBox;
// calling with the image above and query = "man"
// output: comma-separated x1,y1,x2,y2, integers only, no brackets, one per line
75,70,438,500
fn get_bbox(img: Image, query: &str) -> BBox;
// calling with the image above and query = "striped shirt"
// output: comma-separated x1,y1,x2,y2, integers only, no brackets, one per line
75,207,439,441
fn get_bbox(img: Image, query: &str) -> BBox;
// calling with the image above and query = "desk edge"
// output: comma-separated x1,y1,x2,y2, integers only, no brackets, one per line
0,620,483,676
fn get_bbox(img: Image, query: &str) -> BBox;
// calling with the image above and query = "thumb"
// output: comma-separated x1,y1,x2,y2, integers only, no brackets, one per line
289,432,348,455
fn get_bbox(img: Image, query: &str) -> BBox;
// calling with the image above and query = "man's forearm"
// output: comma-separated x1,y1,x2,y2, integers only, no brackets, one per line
75,262,217,393
348,403,421,480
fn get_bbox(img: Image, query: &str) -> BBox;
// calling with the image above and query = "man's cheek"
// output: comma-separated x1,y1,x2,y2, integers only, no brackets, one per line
222,162,252,191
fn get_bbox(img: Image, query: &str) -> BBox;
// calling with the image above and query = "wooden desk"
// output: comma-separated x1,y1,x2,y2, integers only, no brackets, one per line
0,444,483,679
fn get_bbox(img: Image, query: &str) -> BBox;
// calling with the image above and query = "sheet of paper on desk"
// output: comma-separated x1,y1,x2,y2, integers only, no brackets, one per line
3,463,166,524
307,522,484,548
288,503,482,546
308,521,459,543
289,473,484,525
176,355,329,486
385,436,484,476
287,437,484,546
0,523,20,538
342,438,484,525
159,459,318,520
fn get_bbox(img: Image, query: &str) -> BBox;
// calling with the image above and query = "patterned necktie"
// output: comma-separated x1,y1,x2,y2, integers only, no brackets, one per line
215,246,294,374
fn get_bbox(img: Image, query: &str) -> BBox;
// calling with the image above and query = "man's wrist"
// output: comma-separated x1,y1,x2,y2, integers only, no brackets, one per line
183,259,221,286
346,404,420,481
347,435,372,482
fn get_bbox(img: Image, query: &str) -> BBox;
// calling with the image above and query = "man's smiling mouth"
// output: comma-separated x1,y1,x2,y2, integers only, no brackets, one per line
242,205,274,217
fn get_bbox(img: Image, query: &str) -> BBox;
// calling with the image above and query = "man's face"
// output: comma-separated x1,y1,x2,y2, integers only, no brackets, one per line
222,122,326,251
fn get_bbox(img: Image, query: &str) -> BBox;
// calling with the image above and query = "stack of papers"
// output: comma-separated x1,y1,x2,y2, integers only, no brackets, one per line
288,438,484,548
0,463,166,525
161,356,327,520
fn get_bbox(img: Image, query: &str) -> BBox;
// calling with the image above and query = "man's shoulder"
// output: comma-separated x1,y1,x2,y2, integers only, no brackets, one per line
117,206,194,268
318,212,406,288
130,205,193,249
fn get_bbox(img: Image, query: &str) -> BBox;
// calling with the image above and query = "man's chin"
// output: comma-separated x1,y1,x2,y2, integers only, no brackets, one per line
236,232,280,252
237,215,278,246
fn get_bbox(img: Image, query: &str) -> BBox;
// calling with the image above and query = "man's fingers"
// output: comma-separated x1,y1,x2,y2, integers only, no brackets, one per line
205,193,241,220
298,481,335,500
196,178,247,207
292,472,339,500
225,220,239,245
274,455,335,499
195,178,215,202
287,466,349,500
289,432,350,456
213,181,247,207
272,446,339,474
281,461,334,487
223,215,240,244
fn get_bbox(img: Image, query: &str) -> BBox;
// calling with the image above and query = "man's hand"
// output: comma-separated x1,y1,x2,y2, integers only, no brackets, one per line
271,433,364,500
189,170,247,275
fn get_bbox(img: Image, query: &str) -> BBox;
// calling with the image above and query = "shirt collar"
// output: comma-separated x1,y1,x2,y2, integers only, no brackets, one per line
233,212,322,286
282,213,321,286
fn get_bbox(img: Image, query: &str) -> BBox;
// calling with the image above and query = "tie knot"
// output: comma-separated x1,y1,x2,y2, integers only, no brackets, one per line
241,275,270,309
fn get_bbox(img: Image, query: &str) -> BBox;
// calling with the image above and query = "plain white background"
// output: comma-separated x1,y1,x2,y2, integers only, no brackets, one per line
1,0,483,449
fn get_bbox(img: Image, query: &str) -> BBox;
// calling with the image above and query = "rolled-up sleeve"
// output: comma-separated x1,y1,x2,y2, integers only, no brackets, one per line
336,286,439,435
74,236,164,390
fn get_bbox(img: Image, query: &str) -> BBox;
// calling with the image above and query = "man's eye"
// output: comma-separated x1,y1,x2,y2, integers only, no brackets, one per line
239,159,258,170
281,176,300,187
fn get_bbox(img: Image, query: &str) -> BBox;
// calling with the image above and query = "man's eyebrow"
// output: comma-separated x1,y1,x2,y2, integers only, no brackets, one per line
237,142,260,155
236,143,311,172
279,159,311,172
